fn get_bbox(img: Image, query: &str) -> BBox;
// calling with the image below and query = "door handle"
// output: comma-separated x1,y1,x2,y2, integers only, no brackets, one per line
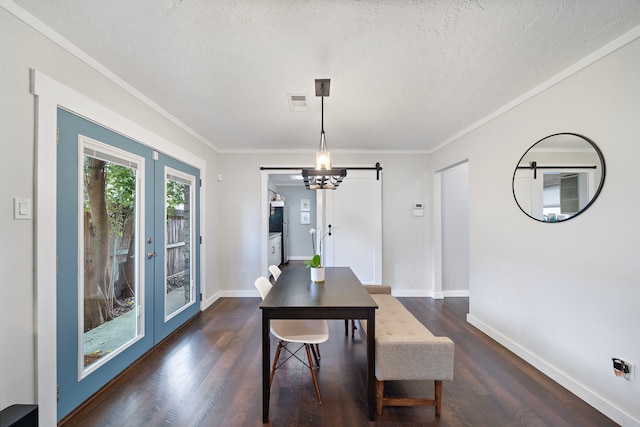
147,251,157,259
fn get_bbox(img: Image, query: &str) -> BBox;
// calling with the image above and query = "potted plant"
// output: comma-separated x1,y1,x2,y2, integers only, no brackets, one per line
305,226,334,282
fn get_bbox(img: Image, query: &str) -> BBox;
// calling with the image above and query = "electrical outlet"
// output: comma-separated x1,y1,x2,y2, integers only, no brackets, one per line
613,358,635,382
625,362,635,382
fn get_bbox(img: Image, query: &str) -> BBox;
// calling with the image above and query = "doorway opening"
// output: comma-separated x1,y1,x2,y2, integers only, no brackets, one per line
433,161,469,298
260,168,382,284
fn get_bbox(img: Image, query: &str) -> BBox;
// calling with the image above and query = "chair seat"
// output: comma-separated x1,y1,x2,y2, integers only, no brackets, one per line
271,319,329,344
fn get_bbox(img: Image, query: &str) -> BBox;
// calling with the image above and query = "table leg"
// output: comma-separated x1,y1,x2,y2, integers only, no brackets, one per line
262,313,271,423
366,309,376,421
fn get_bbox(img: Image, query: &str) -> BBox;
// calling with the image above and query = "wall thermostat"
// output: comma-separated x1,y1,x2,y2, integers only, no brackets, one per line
413,203,424,217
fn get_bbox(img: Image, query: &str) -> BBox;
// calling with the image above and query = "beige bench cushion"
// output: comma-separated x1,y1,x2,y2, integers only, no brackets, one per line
362,294,454,381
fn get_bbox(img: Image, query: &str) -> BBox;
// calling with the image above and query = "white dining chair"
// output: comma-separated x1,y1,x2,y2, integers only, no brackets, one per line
254,276,328,402
268,264,282,281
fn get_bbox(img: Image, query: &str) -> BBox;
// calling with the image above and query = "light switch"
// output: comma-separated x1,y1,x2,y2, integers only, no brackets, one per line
14,197,32,220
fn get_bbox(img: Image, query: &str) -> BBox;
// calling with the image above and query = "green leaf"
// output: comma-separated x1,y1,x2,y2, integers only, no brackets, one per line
304,254,321,268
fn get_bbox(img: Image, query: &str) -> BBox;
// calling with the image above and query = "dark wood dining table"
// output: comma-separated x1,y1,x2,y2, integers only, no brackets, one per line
259,266,378,422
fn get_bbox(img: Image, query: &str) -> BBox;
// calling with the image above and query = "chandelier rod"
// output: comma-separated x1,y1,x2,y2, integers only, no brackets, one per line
321,87,324,136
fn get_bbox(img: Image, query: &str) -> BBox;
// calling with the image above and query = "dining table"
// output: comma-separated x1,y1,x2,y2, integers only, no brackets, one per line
259,265,378,422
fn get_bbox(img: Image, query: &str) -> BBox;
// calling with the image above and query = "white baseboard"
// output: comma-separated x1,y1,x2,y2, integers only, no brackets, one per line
392,290,432,297
204,288,468,303
201,290,260,310
390,290,468,298
201,293,221,310
443,290,469,298
467,314,640,427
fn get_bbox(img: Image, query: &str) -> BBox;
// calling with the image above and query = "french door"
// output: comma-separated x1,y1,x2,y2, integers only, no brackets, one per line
56,108,200,420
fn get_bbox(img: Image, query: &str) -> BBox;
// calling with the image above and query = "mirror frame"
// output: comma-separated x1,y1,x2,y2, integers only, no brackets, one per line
512,132,606,223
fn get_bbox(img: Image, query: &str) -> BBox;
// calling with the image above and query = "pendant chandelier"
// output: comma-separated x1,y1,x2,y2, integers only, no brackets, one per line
302,79,347,190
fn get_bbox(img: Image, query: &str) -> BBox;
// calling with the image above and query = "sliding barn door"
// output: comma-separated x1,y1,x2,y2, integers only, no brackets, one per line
322,170,382,284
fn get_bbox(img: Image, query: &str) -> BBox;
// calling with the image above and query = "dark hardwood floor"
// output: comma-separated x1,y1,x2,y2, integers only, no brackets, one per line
61,273,617,426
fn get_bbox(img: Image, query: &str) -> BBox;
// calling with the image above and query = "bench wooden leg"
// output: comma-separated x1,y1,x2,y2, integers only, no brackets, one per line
376,380,384,415
376,379,443,416
435,380,442,416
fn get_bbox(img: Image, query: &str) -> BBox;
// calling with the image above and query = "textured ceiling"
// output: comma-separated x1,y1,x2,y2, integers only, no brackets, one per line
10,0,640,152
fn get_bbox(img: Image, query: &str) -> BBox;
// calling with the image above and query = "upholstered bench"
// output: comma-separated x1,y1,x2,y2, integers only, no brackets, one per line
359,285,454,416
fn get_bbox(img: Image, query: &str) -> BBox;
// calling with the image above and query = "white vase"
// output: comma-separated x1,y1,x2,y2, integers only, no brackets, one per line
310,266,325,283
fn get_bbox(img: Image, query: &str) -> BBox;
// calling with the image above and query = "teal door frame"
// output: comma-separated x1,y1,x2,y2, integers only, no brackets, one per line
33,70,207,425
56,108,200,420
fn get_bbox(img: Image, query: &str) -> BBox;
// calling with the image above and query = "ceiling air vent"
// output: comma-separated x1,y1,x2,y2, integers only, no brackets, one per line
287,93,309,112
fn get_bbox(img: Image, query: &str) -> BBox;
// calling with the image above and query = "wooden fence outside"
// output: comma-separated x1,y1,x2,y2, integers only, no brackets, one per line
84,212,189,300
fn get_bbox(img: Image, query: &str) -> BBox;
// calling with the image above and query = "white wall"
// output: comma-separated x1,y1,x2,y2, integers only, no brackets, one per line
0,8,36,413
0,7,221,415
429,36,640,426
217,152,430,294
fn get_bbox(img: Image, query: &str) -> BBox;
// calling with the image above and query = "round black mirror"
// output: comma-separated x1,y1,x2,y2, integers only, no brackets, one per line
512,133,605,222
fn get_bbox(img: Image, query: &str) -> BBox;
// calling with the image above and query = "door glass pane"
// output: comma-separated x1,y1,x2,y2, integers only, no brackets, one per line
165,170,195,319
82,141,141,372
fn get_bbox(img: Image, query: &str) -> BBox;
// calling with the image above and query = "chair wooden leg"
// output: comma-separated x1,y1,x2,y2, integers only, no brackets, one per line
310,344,321,367
376,380,384,415
270,342,283,385
345,319,358,336
310,344,318,366
435,380,442,416
305,344,322,403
